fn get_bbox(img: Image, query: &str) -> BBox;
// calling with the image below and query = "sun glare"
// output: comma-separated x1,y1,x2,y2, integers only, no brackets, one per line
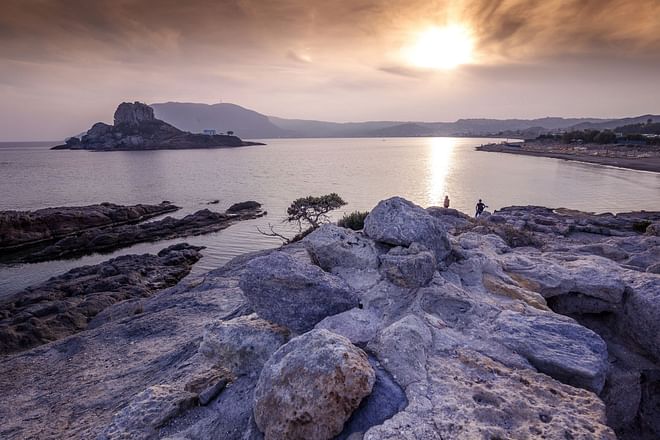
407,25,474,70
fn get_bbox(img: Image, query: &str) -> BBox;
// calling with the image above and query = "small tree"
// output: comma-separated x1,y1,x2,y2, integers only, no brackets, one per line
227,130,235,136
258,193,347,243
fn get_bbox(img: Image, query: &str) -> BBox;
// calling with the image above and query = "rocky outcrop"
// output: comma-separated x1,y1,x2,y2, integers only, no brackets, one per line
199,314,290,377
3,202,265,263
239,252,359,333
52,102,264,151
364,197,451,262
1,198,658,439
0,201,178,252
253,329,375,440
0,243,203,355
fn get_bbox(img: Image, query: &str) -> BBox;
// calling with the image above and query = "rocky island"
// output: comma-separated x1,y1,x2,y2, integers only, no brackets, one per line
52,102,264,151
1,197,659,439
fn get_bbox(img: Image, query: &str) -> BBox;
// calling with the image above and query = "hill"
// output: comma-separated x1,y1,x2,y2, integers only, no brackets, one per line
151,102,290,139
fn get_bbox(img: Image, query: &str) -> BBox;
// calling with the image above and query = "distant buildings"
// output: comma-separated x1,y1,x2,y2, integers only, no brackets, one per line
202,129,217,136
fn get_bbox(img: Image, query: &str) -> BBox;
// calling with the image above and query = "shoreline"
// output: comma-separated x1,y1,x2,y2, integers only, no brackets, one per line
476,143,660,173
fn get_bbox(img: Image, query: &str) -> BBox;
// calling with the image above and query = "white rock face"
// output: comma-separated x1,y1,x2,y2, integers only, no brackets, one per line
303,224,379,271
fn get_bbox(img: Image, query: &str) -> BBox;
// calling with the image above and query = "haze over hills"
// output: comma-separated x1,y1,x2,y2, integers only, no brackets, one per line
150,101,659,139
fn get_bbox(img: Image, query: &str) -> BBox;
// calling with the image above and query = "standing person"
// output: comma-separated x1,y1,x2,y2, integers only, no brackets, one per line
443,195,450,208
475,199,488,218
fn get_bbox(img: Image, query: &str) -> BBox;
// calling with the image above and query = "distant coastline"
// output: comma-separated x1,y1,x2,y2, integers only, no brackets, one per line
477,142,660,173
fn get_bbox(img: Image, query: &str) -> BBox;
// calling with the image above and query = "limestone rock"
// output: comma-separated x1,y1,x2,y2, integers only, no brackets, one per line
621,273,660,359
378,242,436,288
364,197,451,262
199,314,290,377
239,252,358,333
492,310,609,393
304,224,379,271
99,385,196,440
253,329,375,440
363,349,616,440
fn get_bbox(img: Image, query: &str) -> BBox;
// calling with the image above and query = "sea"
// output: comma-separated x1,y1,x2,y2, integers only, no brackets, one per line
1,137,659,295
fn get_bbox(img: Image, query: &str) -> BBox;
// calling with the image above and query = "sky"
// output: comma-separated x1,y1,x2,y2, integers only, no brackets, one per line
1,0,660,140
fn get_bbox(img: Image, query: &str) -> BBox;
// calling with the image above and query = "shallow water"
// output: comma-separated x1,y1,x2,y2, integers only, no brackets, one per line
1,137,659,295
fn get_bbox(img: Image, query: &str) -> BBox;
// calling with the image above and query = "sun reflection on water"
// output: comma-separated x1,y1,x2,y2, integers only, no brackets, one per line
427,137,456,206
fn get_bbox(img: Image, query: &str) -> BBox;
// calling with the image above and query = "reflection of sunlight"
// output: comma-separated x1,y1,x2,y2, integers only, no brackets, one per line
427,138,456,206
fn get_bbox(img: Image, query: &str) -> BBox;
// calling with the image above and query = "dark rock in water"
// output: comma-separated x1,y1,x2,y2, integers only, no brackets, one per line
226,200,261,212
3,203,265,263
0,243,203,355
0,201,179,253
253,329,375,440
52,102,264,151
239,252,359,333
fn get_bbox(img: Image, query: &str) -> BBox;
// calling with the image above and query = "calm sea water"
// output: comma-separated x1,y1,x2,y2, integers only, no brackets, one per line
1,137,659,295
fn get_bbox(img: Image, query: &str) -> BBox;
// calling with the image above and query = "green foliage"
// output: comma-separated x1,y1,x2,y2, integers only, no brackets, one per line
338,211,369,231
615,122,660,135
258,193,347,244
286,193,347,229
560,129,617,144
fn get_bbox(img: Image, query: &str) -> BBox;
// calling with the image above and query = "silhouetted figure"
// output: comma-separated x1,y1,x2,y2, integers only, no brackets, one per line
443,195,450,208
475,199,488,218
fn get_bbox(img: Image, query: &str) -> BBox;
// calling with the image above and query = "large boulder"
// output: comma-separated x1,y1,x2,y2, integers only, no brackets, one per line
379,242,436,288
253,329,375,440
239,252,359,333
364,197,451,262
199,314,290,377
492,310,609,393
621,273,660,360
303,224,379,271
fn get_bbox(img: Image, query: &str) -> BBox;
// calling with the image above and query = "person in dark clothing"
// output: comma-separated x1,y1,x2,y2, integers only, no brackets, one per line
475,199,488,217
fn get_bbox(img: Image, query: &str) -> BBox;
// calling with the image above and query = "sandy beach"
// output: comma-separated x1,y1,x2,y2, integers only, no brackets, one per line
477,143,660,173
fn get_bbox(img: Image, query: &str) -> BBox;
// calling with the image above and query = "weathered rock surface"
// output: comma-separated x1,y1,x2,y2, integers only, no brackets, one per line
53,102,263,151
493,310,609,393
378,242,436,288
0,243,203,355
5,203,264,263
303,223,379,271
99,385,197,440
364,197,451,262
253,329,375,440
199,314,290,377
239,252,359,333
0,201,178,252
1,198,658,440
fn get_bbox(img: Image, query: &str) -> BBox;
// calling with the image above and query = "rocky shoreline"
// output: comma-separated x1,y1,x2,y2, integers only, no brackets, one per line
0,197,658,439
477,142,660,173
0,201,265,263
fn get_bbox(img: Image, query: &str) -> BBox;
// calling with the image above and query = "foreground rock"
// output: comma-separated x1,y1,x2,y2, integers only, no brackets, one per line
0,201,178,253
52,102,263,151
239,252,358,333
4,202,264,263
0,243,203,355
2,198,658,439
253,330,375,440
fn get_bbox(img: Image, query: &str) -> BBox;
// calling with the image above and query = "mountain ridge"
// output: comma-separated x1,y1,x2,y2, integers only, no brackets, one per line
149,101,659,139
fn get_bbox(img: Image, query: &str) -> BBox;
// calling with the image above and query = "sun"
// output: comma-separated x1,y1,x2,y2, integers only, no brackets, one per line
406,25,474,70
